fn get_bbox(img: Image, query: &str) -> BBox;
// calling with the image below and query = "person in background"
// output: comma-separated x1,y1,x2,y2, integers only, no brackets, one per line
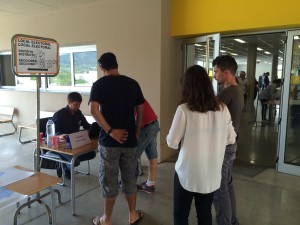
136,99,160,194
89,52,144,225
166,65,236,225
52,92,96,179
264,72,270,88
259,79,281,121
258,73,264,90
212,55,244,225
237,71,249,109
254,79,259,101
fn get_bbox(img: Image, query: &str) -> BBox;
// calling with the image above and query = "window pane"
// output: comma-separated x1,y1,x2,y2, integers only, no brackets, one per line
0,55,17,86
16,76,36,87
284,36,300,165
49,53,71,86
73,51,97,87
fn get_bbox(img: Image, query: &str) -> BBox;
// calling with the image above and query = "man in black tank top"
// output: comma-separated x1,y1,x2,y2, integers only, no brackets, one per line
89,52,145,225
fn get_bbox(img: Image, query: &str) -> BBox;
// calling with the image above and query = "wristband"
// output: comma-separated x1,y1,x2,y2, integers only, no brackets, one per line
106,128,112,135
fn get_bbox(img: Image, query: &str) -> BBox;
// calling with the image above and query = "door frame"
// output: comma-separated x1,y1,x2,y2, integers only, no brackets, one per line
277,29,300,176
181,34,220,94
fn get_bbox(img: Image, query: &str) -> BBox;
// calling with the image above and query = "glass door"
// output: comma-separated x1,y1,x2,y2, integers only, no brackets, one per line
182,34,220,94
278,30,300,176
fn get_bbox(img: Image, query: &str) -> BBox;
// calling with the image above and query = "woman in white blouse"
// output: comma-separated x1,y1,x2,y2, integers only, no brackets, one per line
166,65,236,225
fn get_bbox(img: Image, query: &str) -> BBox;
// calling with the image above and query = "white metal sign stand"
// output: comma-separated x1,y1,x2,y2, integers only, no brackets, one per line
11,34,59,171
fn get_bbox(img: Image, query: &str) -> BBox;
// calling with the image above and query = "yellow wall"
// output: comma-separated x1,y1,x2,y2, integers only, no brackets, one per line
171,0,300,37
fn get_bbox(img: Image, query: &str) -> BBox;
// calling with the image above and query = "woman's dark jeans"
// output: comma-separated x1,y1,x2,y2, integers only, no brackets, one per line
173,172,214,225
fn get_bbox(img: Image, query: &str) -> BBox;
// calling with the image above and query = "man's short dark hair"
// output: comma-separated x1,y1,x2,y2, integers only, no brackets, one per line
98,52,118,70
68,92,82,103
273,79,281,84
212,55,238,75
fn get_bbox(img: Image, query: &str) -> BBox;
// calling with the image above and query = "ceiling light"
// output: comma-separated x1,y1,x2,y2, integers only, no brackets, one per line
264,61,268,63
264,51,271,54
257,47,263,51
279,51,283,53
220,50,226,53
294,36,299,40
234,39,246,43
230,53,238,56
195,44,202,46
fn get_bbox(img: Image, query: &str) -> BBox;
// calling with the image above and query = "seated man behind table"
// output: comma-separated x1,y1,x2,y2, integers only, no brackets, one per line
52,92,96,179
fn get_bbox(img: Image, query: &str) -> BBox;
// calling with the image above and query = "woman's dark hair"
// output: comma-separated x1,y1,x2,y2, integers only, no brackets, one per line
180,65,222,112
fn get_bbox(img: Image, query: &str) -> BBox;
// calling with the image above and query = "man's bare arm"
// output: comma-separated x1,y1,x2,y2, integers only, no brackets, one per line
135,103,144,139
89,101,128,144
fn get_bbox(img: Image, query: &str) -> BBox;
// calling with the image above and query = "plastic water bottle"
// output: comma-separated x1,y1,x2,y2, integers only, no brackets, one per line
46,119,55,147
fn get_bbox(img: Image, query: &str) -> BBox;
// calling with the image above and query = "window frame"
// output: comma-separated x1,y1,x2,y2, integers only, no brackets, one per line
46,45,97,91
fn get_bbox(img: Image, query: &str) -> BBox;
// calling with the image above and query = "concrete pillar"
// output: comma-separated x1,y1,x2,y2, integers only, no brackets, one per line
271,54,279,81
246,43,257,111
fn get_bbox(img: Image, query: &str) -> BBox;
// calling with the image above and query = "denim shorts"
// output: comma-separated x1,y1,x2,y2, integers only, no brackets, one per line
137,120,160,160
98,145,137,197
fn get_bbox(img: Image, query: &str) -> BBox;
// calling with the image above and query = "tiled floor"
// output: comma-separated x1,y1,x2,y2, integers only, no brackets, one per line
1,102,300,225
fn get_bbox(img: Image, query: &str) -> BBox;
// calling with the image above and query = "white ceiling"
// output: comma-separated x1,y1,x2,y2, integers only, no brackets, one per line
195,33,286,65
0,0,103,20
221,33,285,65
